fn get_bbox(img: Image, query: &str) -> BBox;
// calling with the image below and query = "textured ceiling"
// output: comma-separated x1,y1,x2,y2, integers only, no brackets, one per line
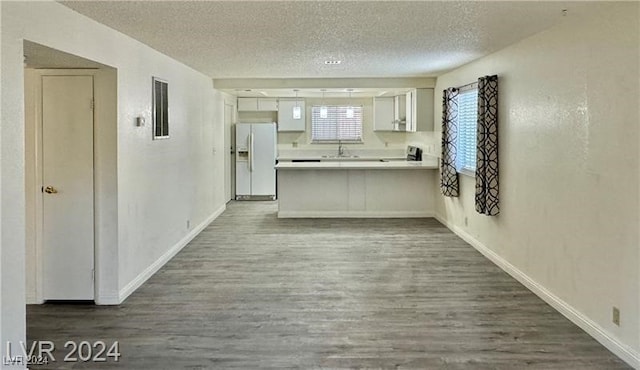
58,1,601,80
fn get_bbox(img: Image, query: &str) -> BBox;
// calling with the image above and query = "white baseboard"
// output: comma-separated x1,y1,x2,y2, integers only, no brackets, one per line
434,214,640,369
95,291,120,305
26,292,38,304
278,211,434,218
118,204,226,303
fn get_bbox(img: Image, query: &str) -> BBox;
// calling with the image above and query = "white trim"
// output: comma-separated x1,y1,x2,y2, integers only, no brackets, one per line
26,292,40,305
95,291,120,305
434,213,640,369
278,211,433,218
458,168,476,178
118,204,226,303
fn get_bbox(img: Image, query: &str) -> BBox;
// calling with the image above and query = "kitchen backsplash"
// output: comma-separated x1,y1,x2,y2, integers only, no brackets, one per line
276,130,441,159
277,147,406,159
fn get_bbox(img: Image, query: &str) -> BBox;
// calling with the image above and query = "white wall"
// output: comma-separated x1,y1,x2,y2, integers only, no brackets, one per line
1,1,226,362
427,3,639,366
1,3,28,364
115,49,223,296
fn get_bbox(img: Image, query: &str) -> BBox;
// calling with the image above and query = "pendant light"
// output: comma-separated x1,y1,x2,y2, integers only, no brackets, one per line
320,89,328,119
292,89,301,119
345,89,354,119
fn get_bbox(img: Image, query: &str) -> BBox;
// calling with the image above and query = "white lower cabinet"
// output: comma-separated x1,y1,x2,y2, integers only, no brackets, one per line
277,168,436,218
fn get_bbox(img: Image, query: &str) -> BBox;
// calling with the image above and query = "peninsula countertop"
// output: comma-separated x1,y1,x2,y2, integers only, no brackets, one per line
276,155,407,162
275,159,438,170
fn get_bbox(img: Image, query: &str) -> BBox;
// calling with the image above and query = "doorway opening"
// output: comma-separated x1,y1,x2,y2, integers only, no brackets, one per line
23,41,119,306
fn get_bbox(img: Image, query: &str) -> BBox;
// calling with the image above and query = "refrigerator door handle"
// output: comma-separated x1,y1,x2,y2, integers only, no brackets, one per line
246,134,251,171
249,132,255,172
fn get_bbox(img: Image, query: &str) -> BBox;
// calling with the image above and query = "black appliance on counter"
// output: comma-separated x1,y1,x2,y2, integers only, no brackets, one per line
406,146,422,161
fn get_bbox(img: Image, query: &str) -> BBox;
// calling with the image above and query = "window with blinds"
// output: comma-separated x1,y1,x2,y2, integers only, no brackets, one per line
311,105,363,142
455,88,478,175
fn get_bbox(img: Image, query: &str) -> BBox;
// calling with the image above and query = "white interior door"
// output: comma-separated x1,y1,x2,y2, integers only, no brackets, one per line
250,123,276,196
42,75,95,300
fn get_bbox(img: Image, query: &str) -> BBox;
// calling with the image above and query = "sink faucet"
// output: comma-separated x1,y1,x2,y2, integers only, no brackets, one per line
338,140,345,156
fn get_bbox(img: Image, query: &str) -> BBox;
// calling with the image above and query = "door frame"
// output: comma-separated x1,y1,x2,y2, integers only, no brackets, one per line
223,99,237,202
224,103,233,202
29,69,98,303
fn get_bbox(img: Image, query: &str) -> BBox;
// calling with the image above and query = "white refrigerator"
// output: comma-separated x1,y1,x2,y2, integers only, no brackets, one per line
235,122,277,200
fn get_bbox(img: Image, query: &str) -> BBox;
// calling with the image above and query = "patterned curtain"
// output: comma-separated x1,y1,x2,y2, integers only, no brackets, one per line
475,75,499,216
440,87,459,197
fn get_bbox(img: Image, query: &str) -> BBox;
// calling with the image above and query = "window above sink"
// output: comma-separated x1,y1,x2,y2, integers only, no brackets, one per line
311,105,363,143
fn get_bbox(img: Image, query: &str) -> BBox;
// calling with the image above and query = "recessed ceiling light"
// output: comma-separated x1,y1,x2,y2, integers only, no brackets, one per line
324,60,342,65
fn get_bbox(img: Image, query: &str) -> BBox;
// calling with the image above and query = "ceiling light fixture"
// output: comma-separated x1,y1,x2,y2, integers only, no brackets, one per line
320,89,328,119
346,89,354,119
324,60,342,65
293,89,301,120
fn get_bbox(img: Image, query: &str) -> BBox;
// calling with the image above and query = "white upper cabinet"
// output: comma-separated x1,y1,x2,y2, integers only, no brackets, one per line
394,94,406,124
405,91,414,131
407,88,434,132
374,90,433,132
258,98,278,111
237,97,279,111
237,97,257,111
278,99,306,132
373,97,395,131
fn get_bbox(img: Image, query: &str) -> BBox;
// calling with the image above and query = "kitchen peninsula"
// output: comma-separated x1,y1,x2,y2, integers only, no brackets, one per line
275,157,438,218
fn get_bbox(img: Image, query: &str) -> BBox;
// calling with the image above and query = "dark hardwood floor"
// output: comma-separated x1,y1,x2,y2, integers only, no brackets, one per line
27,201,630,369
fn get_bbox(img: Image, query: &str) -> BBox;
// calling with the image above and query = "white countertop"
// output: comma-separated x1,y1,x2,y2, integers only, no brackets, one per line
277,155,407,162
277,148,407,160
275,160,438,170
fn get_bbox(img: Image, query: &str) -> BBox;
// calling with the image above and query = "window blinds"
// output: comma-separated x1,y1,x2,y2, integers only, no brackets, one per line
311,105,363,142
456,89,478,173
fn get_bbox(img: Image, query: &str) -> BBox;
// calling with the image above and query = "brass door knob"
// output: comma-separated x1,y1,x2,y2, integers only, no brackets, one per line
44,186,58,194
